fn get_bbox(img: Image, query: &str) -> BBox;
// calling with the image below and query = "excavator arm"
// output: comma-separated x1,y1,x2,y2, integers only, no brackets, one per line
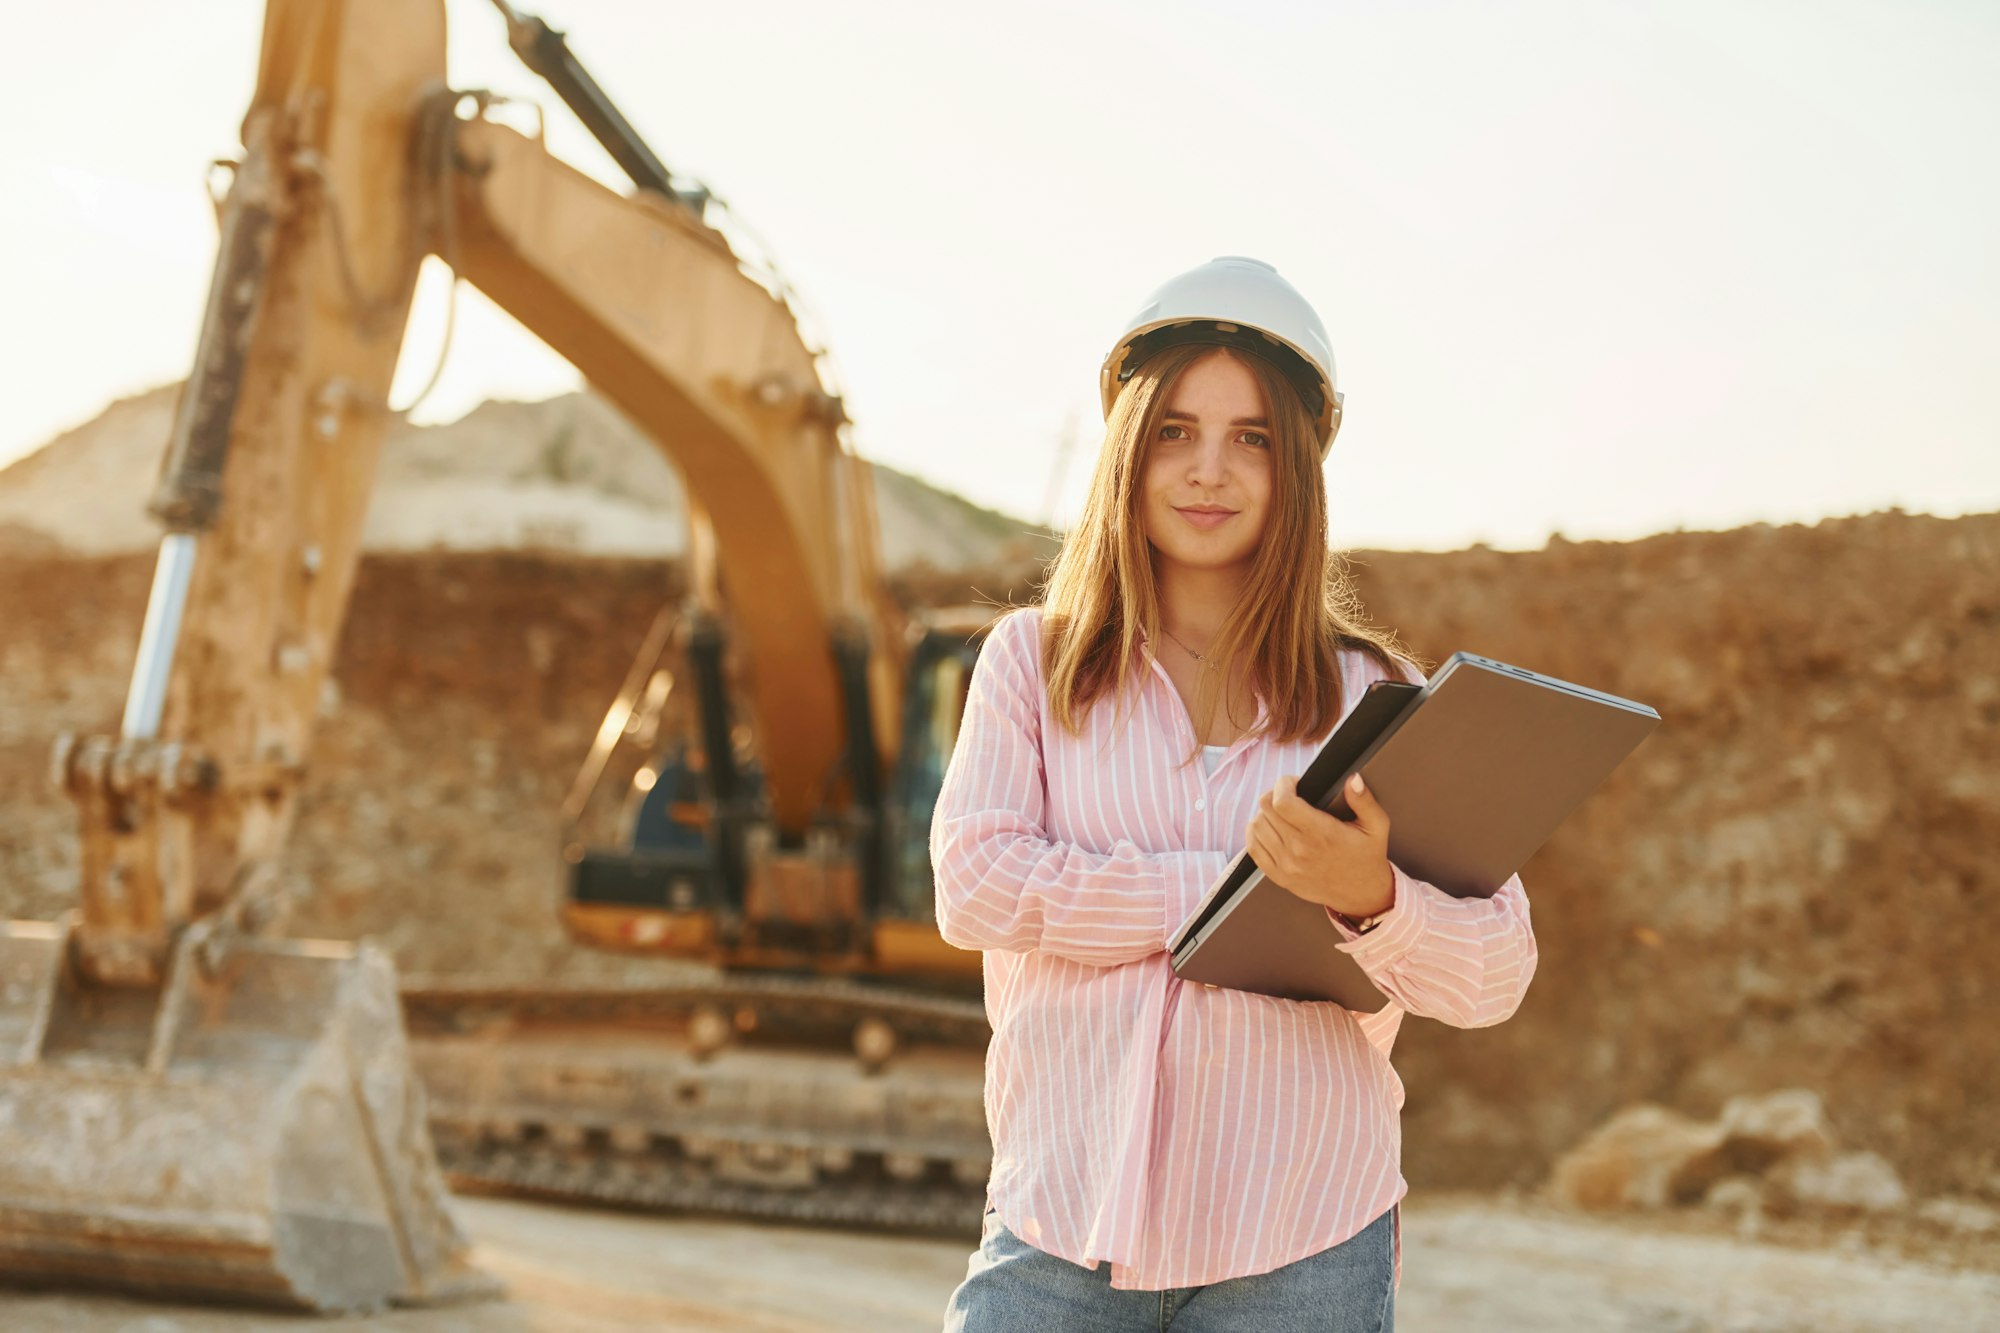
0,0,482,1312
57,0,446,988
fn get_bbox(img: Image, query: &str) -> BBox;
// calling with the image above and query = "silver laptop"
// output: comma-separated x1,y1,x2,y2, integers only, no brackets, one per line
1167,652,1660,1012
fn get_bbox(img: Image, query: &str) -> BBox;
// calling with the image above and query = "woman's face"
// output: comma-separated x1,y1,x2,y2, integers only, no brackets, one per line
1141,348,1274,579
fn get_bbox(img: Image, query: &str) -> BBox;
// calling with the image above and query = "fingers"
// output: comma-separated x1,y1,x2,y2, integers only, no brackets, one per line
1268,775,1363,842
1342,772,1390,834
1245,818,1280,875
1262,777,1320,836
1249,800,1295,862
1270,776,1320,832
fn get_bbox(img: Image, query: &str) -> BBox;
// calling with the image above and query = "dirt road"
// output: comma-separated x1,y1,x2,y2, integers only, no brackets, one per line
2,1193,1994,1331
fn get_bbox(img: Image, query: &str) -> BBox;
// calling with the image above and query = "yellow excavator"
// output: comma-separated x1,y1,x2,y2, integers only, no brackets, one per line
0,0,992,1313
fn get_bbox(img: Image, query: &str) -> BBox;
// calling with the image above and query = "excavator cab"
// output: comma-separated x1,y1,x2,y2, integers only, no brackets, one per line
884,627,983,921
559,610,987,985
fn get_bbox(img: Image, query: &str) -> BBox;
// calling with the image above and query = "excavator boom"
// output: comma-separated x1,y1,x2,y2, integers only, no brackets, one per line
449,115,879,832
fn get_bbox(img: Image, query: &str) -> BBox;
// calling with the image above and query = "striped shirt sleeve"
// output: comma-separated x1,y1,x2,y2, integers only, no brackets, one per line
931,611,1226,968
1332,866,1537,1027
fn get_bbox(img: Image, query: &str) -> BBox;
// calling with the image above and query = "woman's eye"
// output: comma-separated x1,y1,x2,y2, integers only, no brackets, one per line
1241,432,1270,449
1159,425,1188,440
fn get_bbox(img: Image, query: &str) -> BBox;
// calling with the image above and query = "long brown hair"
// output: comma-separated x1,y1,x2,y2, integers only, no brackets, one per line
1039,342,1423,742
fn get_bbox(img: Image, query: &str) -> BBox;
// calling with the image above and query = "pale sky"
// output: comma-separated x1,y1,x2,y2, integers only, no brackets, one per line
4,0,1995,551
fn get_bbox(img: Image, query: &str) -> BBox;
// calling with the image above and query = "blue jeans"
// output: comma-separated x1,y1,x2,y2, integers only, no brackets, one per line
942,1205,1396,1332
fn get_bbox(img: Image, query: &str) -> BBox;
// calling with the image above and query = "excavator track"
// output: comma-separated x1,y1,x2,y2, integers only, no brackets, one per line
401,974,991,1237
440,1141,984,1234
401,973,992,1047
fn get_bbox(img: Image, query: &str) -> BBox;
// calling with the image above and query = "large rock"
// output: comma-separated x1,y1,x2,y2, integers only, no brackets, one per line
1768,1150,1908,1215
1700,1175,1765,1217
1715,1088,1836,1172
1546,1104,1727,1210
1551,1089,1869,1214
1915,1197,2000,1234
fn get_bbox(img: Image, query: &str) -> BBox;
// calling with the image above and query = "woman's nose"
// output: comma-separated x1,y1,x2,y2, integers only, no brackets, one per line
1186,437,1228,485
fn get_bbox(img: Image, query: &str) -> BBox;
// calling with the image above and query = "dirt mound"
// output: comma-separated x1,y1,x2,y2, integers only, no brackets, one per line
0,386,1057,569
1350,510,2000,1204
1,508,1994,1206
0,386,180,555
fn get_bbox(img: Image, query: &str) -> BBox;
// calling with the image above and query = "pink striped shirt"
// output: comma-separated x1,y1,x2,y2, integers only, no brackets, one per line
931,607,1537,1290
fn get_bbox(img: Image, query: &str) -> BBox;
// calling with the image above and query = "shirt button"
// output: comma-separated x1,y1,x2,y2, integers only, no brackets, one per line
1194,797,1206,811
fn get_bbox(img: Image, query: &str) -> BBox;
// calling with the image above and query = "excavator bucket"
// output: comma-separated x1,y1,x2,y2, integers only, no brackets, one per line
0,915,493,1313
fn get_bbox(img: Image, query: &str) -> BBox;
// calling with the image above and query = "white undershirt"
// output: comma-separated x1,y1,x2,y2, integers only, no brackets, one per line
1198,744,1228,778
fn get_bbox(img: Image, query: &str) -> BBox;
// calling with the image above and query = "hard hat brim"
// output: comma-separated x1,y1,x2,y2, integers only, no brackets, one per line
1100,319,1342,457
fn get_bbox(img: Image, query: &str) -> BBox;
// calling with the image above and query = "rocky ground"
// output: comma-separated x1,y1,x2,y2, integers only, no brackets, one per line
1,1193,1997,1331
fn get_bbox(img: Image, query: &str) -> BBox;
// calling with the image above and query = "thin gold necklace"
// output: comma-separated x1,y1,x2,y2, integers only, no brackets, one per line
1161,625,1215,669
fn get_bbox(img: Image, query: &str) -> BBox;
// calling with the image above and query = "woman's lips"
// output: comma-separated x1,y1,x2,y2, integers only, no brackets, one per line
1175,506,1238,531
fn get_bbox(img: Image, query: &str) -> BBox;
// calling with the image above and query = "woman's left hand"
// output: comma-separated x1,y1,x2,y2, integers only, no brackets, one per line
1245,773,1396,919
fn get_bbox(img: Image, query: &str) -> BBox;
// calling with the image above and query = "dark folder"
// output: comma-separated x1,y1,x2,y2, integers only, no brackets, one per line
1167,652,1660,1012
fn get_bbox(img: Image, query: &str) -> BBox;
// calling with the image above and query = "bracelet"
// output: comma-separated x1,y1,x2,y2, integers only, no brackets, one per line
1333,907,1388,935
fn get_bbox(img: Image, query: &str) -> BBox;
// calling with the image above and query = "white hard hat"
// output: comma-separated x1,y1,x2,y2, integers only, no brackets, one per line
1100,256,1343,455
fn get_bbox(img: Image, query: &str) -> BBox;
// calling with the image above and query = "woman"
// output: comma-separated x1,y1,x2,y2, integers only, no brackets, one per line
931,257,1538,1332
